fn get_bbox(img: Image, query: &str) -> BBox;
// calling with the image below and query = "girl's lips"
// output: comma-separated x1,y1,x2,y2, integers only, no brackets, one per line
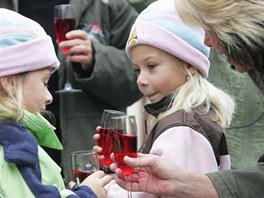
146,92,156,98
146,92,158,102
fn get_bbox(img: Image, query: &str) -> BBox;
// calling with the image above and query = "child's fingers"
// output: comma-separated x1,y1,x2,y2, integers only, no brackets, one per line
101,174,112,186
93,145,102,153
93,133,100,141
96,126,102,132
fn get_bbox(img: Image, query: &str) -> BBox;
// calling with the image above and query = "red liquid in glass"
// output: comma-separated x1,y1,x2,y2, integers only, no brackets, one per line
98,128,113,167
72,169,94,183
113,132,137,176
54,18,75,53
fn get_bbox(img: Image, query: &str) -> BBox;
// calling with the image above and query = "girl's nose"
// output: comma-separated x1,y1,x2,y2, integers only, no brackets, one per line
45,90,53,105
204,31,212,47
137,73,148,88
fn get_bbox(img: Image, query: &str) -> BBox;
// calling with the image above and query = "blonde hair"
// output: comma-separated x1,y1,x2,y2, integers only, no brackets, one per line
147,55,235,131
0,74,26,121
174,0,264,75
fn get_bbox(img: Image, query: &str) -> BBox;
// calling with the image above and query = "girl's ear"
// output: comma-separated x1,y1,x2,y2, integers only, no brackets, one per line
187,65,198,76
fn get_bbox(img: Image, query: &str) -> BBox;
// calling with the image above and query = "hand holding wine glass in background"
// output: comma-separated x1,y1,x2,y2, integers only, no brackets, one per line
54,4,82,93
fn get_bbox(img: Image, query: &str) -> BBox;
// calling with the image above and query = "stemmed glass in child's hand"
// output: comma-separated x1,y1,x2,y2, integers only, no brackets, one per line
71,150,99,183
54,4,82,93
98,109,126,173
112,115,138,198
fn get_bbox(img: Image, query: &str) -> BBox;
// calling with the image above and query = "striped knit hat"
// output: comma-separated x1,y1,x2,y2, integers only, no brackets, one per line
0,8,59,77
126,0,210,78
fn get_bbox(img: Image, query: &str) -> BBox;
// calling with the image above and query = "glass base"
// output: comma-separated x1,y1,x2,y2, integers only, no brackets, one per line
55,83,82,93
55,88,82,93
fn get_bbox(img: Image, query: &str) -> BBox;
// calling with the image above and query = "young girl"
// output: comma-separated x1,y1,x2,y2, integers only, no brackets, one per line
0,9,111,198
96,0,235,197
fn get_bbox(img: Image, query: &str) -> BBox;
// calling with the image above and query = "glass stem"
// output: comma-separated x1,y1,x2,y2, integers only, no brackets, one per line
125,175,132,198
64,55,72,90
103,165,108,174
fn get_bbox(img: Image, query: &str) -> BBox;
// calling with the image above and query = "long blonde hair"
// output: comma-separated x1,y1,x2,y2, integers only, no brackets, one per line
0,74,26,121
147,55,235,131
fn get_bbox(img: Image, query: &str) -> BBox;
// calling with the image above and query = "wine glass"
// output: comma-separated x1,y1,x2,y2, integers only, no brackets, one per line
71,150,99,183
54,4,82,93
111,115,138,198
98,109,126,173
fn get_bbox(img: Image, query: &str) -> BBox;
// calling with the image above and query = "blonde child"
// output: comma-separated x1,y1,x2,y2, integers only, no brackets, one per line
95,0,235,197
0,9,111,198
126,0,234,170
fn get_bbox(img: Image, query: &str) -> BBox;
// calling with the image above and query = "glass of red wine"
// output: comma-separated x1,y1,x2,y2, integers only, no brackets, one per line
98,109,126,173
54,4,82,93
71,150,99,183
112,115,138,198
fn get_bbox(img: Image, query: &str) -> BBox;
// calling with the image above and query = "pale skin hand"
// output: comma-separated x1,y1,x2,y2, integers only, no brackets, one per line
93,126,105,161
58,30,94,72
69,170,111,198
109,153,219,198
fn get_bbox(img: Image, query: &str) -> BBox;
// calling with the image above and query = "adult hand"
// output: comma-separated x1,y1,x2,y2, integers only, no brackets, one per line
110,153,182,196
110,153,219,198
69,171,111,198
59,30,94,72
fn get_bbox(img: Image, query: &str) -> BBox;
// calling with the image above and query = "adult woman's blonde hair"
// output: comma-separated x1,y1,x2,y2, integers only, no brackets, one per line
174,0,264,76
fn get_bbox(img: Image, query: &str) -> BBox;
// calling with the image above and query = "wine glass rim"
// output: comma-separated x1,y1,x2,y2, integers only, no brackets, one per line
103,109,126,115
54,4,73,8
71,150,95,155
111,114,136,120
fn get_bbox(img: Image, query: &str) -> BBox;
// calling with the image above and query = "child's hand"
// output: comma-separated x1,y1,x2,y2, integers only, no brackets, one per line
69,171,111,198
93,145,104,161
93,126,105,161
92,126,102,144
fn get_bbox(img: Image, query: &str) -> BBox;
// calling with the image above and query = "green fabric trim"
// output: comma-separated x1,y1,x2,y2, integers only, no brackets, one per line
21,111,63,150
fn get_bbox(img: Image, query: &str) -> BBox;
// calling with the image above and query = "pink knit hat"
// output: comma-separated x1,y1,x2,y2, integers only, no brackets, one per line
0,9,60,77
126,0,210,78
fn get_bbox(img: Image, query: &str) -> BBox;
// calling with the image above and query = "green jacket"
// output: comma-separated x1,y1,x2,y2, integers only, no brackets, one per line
127,0,155,12
0,112,96,198
208,49,264,169
0,143,73,198
207,163,264,198
207,49,264,197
